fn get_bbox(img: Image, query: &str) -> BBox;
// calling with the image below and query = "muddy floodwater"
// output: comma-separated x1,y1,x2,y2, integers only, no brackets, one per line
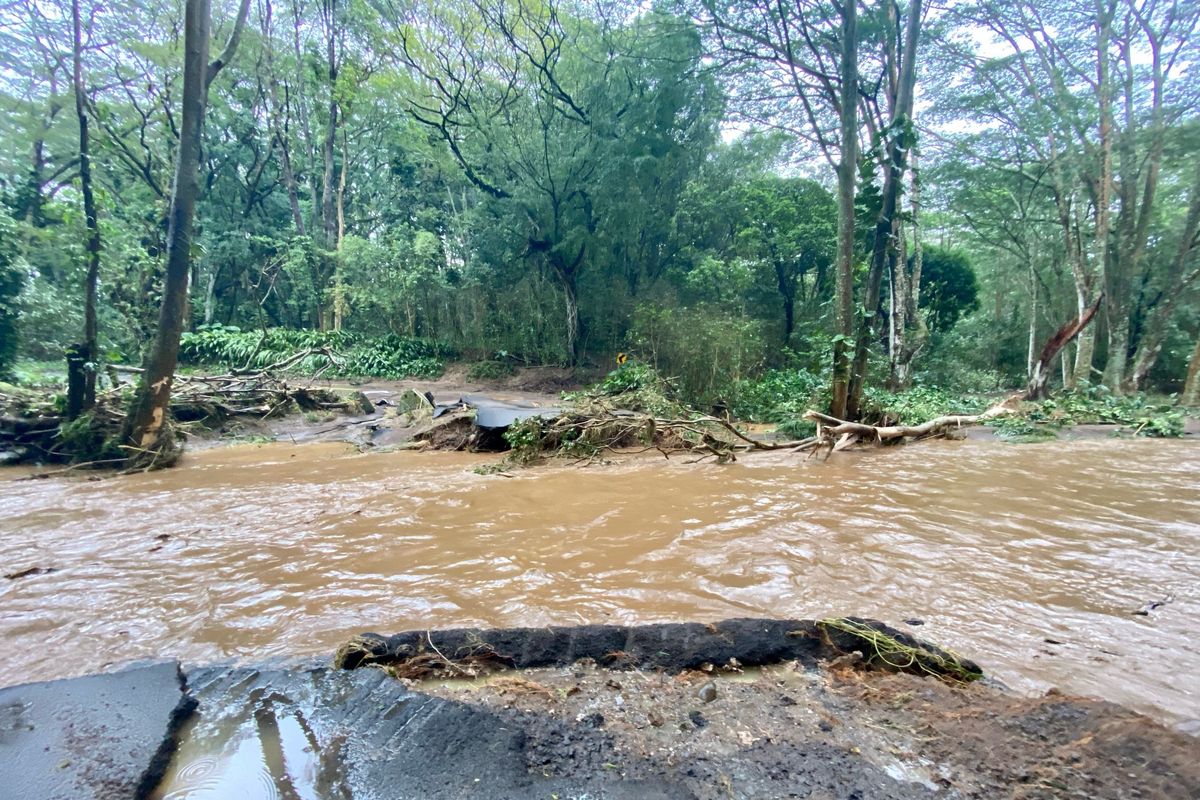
1,439,1197,727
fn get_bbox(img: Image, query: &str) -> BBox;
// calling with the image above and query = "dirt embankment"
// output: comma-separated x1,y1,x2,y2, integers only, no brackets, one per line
326,619,1198,799
411,662,1198,800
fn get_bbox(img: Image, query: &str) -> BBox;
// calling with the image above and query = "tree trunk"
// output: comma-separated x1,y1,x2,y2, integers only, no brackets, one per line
121,0,249,466
550,248,583,366
1071,286,1097,387
1125,159,1200,392
264,0,305,236
890,149,926,390
320,0,339,248
203,265,220,325
1092,3,1117,391
563,276,580,366
777,262,795,346
72,0,101,414
1026,296,1103,400
847,0,922,418
1182,333,1200,407
1102,314,1131,390
1106,21,1167,392
829,0,858,420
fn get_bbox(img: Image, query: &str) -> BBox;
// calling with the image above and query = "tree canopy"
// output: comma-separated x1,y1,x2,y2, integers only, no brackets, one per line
1,0,1198,418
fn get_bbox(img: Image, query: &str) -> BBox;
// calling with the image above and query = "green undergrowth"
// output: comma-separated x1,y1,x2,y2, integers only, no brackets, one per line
859,385,987,425
726,372,987,437
561,362,690,418
10,359,67,388
501,364,705,464
726,368,825,438
467,359,518,381
179,326,452,379
991,386,1185,439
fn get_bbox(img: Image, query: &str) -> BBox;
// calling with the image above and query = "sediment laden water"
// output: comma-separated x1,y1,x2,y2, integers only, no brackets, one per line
1,439,1197,727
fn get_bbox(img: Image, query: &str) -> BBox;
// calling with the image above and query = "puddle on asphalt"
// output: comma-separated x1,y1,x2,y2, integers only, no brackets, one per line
152,692,340,800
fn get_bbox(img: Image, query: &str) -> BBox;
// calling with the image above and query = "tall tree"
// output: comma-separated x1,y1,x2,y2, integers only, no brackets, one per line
938,0,1199,393
68,0,102,417
388,0,716,363
845,0,923,419
122,0,250,465
693,0,861,417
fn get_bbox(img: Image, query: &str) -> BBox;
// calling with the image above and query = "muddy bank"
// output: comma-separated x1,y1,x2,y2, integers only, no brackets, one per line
416,662,1200,800
2,621,1197,799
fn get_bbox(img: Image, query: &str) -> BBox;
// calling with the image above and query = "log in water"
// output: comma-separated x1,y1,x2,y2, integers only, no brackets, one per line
1,438,1197,727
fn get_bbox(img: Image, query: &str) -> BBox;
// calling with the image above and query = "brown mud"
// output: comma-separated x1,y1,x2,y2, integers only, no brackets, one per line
409,660,1200,799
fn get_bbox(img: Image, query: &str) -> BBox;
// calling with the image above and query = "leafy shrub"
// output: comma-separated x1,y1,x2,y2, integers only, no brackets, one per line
728,368,825,422
1022,386,1184,437
719,369,828,439
859,385,986,425
179,326,452,380
342,334,451,379
467,359,517,381
628,303,768,404
180,326,360,370
563,363,687,417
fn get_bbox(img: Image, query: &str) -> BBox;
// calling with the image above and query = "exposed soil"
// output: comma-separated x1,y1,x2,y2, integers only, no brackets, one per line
196,365,582,450
412,661,1200,800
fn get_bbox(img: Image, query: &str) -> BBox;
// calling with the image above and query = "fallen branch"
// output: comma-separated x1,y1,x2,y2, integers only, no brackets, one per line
2,348,370,468
1026,295,1103,400
801,395,1021,452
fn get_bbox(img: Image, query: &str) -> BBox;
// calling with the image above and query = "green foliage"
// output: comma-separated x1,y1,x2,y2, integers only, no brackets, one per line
563,363,688,418
56,410,124,463
343,334,450,380
918,246,980,333
10,360,65,388
628,304,768,403
0,207,27,379
1017,387,1185,437
4,0,1196,416
179,326,359,369
466,360,517,381
860,385,987,425
727,368,825,437
179,326,451,380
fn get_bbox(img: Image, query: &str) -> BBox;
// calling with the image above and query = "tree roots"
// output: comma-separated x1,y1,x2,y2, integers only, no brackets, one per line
2,356,371,471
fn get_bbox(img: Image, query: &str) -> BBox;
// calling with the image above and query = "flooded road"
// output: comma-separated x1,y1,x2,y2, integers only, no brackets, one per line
1,438,1197,727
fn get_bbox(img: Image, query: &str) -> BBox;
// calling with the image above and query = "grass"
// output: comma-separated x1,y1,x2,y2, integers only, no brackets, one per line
818,617,983,683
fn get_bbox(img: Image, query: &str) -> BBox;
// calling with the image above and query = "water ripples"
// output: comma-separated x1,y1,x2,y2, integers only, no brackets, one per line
1,439,1198,726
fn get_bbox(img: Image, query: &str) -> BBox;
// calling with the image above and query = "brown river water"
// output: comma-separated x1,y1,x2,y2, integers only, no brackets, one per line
1,438,1198,729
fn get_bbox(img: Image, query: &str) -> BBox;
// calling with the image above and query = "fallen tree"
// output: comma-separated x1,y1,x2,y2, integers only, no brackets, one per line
2,349,371,471
1026,295,1103,400
800,395,1021,454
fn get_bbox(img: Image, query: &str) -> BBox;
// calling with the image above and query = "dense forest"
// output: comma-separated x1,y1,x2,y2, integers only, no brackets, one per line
1,0,1198,460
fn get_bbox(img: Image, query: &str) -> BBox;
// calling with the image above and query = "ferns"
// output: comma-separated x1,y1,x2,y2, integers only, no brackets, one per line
179,326,453,380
